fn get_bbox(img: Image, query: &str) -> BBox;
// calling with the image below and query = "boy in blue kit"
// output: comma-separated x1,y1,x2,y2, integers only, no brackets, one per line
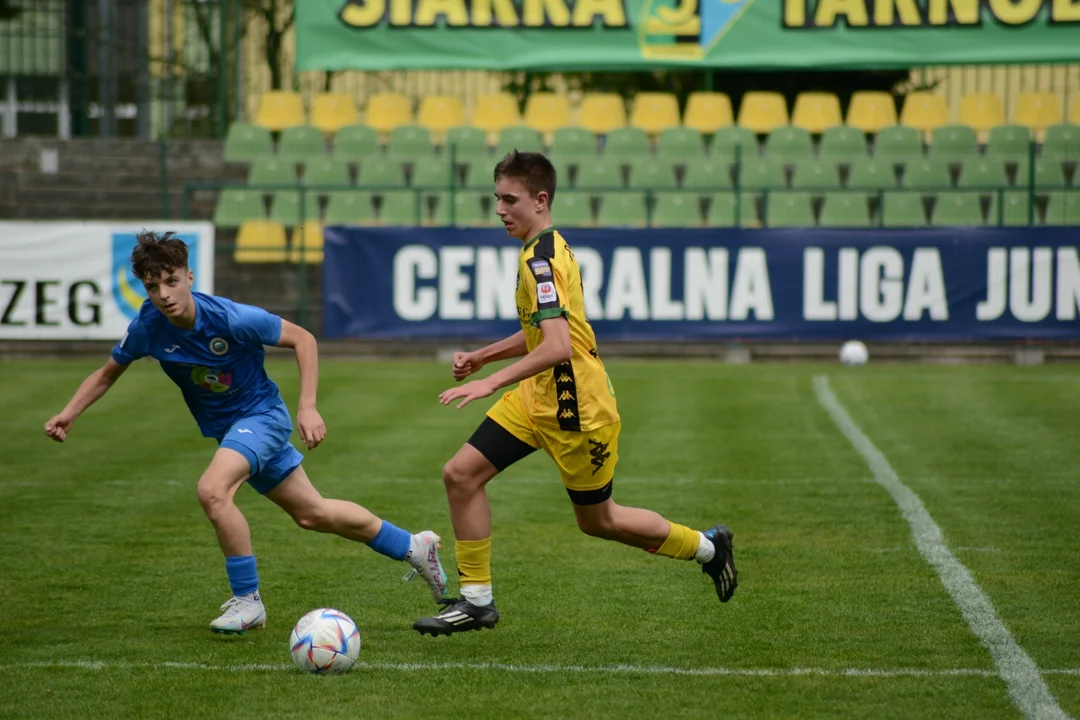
44,231,447,633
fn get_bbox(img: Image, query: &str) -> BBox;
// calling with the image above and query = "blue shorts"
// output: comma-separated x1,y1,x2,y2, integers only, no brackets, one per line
218,403,304,495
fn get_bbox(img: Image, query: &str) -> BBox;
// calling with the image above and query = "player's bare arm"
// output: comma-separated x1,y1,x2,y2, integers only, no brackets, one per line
44,357,130,442
451,330,528,381
439,317,571,409
275,318,325,450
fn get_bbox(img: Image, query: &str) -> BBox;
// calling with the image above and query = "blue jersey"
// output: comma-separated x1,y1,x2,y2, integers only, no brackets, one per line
111,292,287,440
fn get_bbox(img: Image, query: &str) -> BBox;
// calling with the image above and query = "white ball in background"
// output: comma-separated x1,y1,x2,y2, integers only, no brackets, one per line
839,340,869,366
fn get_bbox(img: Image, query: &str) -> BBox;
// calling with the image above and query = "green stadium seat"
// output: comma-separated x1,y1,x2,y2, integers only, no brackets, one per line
706,192,760,227
387,125,433,159
333,125,381,159
1043,124,1080,158
497,126,544,155
412,158,456,189
765,191,815,227
430,191,489,226
791,160,840,190
463,159,494,190
552,127,598,158
651,192,702,227
881,191,927,227
902,158,952,190
737,157,785,190
929,125,978,161
576,160,623,189
1032,159,1068,188
323,190,376,225
604,127,650,160
874,126,922,163
597,192,648,227
302,157,351,188
1043,191,1080,225
277,126,326,163
213,189,265,228
683,157,732,189
445,126,488,156
356,158,406,188
958,158,1008,189
269,190,312,227
224,123,273,163
819,126,868,162
629,158,677,189
985,190,1033,227
819,193,871,227
764,126,814,162
987,124,1032,158
247,157,297,187
710,127,758,160
553,191,594,227
379,190,424,225
847,157,897,191
932,192,985,226
656,127,705,159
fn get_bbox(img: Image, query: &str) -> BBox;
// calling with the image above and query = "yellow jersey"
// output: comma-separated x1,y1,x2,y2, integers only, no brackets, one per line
515,228,620,432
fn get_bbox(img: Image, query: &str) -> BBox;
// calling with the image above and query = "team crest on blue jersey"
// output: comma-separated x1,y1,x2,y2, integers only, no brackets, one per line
111,232,200,320
209,337,229,355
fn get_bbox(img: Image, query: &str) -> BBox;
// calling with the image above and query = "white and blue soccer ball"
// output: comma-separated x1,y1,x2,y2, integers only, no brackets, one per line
289,608,361,675
839,340,870,367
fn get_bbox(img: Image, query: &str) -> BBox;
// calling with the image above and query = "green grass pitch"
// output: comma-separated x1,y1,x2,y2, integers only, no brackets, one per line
1,359,1078,719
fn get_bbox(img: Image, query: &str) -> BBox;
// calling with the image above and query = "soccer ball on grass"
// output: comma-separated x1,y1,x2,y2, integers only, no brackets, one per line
839,340,869,366
289,608,361,675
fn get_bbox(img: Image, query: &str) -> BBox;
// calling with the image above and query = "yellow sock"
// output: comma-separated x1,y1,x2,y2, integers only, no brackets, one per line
456,538,492,585
654,522,699,560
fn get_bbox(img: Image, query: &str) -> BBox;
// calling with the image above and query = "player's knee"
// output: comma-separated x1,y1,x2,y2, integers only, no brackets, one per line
291,504,329,532
197,483,229,516
442,459,482,494
576,512,619,540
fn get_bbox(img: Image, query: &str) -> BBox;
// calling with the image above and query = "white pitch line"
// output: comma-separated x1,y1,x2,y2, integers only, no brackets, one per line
813,375,1070,720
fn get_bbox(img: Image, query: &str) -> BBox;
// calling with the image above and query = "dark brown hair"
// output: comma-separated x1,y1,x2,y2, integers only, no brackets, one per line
494,150,557,205
130,230,189,281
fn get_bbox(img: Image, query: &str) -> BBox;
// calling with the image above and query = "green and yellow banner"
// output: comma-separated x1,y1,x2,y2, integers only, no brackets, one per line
296,0,1080,70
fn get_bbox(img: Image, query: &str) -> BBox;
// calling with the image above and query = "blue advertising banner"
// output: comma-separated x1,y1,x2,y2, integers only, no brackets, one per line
323,227,1080,341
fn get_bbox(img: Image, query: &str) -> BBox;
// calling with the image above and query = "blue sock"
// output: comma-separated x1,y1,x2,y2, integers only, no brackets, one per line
367,520,412,561
225,555,259,596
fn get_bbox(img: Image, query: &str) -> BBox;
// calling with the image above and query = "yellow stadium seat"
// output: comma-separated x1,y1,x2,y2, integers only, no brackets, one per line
417,95,466,134
579,93,628,134
791,92,842,133
1013,92,1063,131
255,91,305,131
629,92,681,134
847,91,897,133
365,93,413,133
524,93,572,134
1071,96,1080,125
957,93,1005,132
235,220,287,263
289,220,324,264
899,92,949,132
310,93,359,134
683,92,733,134
737,92,788,133
472,93,521,134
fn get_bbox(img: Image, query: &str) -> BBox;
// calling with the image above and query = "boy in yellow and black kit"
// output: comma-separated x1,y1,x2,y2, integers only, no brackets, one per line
413,151,737,636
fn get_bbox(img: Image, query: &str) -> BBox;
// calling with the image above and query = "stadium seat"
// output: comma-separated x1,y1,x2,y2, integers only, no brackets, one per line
554,191,594,227
1071,96,1080,126
629,158,677,189
524,93,572,134
552,127,597,159
1043,124,1080,158
958,158,1008,189
986,190,1033,227
932,192,985,226
929,125,978,161
737,157,785,190
629,92,680,134
254,91,305,130
791,92,843,133
683,92,734,134
379,190,424,225
333,125,380,159
957,94,1005,132
430,191,489,226
445,126,489,156
224,123,273,163
651,192,702,227
874,126,923,164
791,160,840,190
417,95,466,134
764,126,814,161
356,158,406,188
579,93,628,135
819,193,871,227
289,220,324,264
710,126,758,160
1033,159,1067,188
597,192,647,227
986,124,1032,158
819,126,868,162
765,192,814,227
604,127,650,159
323,190,376,225
1013,92,1063,132
411,157,456,189
737,91,788,133
365,93,413,133
302,157,351,188
310,93,360,134
575,160,623,189
847,157,897,191
1043,191,1080,225
386,125,433,160
213,189,265,228
656,127,705,159
269,190,310,227
276,125,327,163
903,158,952,190
248,157,297,187
846,91,897,133
463,159,495,189
683,157,732,189
472,93,522,134
899,92,949,132
707,192,760,227
881,191,927,227
235,220,288,262
497,126,544,155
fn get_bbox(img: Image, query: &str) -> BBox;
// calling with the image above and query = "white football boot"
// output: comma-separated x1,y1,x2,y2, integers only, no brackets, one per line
209,591,267,634
402,531,449,602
